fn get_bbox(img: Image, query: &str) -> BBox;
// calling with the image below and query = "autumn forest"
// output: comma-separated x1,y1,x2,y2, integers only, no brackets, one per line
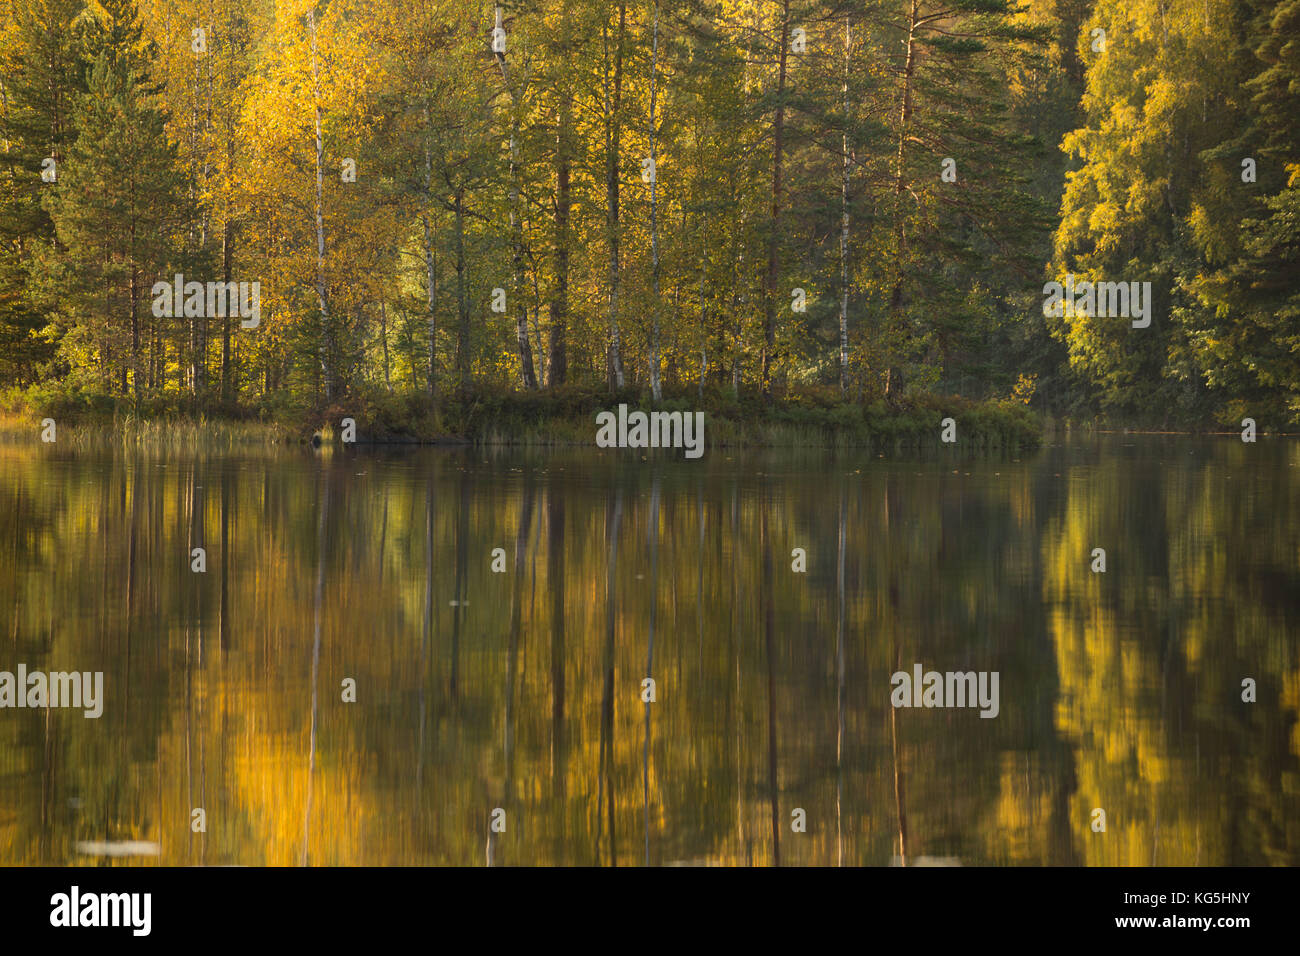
0,0,1297,433
3,0,1299,872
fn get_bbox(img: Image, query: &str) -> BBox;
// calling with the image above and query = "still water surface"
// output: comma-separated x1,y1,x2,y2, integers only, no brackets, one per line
1,436,1297,865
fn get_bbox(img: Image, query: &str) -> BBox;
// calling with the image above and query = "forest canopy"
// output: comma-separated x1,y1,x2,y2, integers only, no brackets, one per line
0,0,1296,429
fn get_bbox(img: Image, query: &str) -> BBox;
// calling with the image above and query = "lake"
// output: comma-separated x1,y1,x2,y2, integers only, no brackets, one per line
1,435,1297,865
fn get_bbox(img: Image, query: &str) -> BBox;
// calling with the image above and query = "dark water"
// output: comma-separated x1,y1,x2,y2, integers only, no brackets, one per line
1,436,1297,866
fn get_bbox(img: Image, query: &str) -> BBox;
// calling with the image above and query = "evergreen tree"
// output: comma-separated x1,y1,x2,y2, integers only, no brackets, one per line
0,0,91,384
1187,0,1300,424
35,0,191,405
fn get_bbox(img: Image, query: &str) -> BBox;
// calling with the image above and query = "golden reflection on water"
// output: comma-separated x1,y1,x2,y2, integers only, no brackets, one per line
0,437,1296,865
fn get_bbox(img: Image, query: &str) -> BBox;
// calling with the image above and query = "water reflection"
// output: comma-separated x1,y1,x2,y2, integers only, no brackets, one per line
0,437,1296,865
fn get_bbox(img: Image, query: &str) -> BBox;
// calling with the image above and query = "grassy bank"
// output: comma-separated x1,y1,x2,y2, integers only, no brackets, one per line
434,386,1040,453
0,410,291,451
2,384,1042,453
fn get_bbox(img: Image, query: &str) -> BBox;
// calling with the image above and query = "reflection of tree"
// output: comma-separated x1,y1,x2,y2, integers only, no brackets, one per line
762,482,780,867
0,440,1294,866
1045,440,1300,865
416,477,432,790
548,486,566,860
643,475,659,865
301,464,329,866
835,485,845,867
488,474,533,866
596,487,621,866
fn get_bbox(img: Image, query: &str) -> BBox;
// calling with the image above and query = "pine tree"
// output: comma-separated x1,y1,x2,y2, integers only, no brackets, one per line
0,0,90,384
36,0,191,405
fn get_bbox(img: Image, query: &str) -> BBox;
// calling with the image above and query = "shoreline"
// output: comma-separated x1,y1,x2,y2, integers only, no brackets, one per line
2,395,1041,452
4,394,1294,450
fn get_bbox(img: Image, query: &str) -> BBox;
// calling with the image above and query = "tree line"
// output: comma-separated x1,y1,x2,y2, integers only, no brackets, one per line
0,0,1296,425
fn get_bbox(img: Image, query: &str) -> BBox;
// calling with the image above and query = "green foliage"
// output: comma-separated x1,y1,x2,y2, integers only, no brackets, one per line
0,0,1292,429
1052,0,1300,425
290,379,1039,454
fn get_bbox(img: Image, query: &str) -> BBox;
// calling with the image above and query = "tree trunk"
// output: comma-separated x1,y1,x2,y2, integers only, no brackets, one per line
423,117,438,400
732,216,744,394
839,19,851,394
379,300,391,391
886,0,919,403
130,264,140,410
762,0,792,404
493,11,538,389
510,137,537,389
455,185,469,386
548,91,572,387
648,0,662,401
603,3,627,390
698,212,707,399
221,221,232,404
308,9,331,402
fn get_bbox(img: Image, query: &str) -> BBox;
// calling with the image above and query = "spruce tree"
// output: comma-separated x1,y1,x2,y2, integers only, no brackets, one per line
0,0,90,384
36,0,191,405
